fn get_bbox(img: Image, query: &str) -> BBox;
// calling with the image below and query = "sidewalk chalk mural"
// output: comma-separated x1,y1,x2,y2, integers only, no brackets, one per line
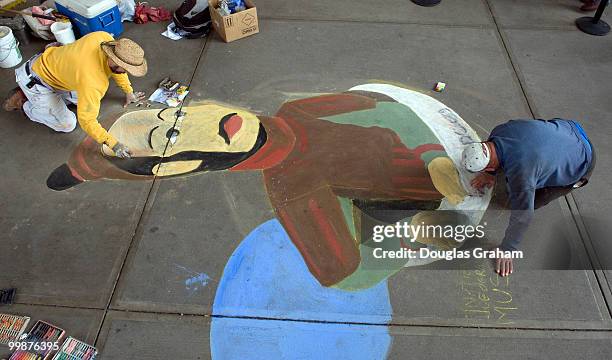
46,84,492,358
47,83,491,288
210,218,393,359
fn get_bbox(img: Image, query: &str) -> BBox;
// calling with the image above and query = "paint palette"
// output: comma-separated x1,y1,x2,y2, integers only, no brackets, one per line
10,321,66,360
0,313,30,345
51,337,97,360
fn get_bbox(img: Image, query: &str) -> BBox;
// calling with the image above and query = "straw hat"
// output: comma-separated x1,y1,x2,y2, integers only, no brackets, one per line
101,38,148,77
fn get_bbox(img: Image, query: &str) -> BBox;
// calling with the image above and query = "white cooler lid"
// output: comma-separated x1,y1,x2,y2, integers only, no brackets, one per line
55,0,118,18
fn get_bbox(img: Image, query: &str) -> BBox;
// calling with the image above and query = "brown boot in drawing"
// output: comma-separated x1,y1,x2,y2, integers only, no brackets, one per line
3,87,27,112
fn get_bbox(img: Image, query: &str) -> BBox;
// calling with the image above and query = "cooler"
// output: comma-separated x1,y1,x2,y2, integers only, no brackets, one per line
55,0,123,38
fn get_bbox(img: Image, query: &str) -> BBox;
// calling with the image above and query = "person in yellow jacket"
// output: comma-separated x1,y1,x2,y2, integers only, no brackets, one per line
3,31,148,158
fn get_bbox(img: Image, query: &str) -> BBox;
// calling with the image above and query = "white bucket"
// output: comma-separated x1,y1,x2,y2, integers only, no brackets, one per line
0,26,22,69
51,21,76,45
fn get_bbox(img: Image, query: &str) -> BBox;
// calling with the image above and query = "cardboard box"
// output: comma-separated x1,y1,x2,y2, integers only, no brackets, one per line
209,0,259,43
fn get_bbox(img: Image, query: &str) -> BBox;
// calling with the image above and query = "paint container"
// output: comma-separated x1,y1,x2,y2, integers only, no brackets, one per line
10,321,66,360
0,25,22,68
50,21,75,45
0,16,30,45
0,313,30,345
51,337,98,360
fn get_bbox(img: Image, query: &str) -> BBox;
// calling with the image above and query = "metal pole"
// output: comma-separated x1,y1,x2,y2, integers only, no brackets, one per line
592,0,607,23
576,0,610,35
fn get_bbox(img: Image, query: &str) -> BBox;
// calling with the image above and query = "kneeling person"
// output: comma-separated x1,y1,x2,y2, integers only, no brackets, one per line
3,31,148,158
462,119,595,276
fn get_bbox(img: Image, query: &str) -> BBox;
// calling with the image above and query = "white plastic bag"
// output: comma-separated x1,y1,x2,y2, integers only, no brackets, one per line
22,9,54,40
116,0,136,22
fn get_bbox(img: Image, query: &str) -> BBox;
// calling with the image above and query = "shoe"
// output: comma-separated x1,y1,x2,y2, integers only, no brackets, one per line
3,87,27,112
581,0,601,11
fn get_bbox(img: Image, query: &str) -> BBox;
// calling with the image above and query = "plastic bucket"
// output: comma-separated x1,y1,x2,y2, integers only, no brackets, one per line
50,21,75,45
0,26,22,68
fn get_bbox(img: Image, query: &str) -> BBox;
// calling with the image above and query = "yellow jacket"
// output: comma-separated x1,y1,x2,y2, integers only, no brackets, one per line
32,32,134,148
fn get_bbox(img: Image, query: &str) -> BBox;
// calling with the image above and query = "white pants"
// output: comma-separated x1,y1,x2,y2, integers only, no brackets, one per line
15,60,78,133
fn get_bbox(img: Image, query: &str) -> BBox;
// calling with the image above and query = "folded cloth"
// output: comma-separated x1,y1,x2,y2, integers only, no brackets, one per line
161,22,190,40
134,2,172,24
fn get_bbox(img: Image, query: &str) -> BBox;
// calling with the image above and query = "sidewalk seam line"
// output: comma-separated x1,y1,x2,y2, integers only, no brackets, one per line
485,0,612,325
486,0,612,323
12,301,611,331
92,36,212,348
483,0,537,118
258,15,493,29
565,194,612,318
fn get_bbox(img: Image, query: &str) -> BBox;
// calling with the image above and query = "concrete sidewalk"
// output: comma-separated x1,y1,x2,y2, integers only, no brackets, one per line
1,0,612,359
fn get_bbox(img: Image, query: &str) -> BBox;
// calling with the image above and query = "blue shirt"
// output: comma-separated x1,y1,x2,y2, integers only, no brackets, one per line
489,119,592,251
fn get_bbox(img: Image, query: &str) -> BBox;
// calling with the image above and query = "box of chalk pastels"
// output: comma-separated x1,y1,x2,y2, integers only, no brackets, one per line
0,313,30,345
51,337,98,360
9,320,66,360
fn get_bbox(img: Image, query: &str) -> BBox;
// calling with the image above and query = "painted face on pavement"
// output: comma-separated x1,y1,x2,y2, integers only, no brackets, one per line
103,103,261,156
101,102,264,176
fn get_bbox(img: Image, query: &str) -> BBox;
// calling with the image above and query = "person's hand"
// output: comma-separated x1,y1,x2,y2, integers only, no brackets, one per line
495,249,513,277
112,142,132,159
124,91,146,107
471,172,495,193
